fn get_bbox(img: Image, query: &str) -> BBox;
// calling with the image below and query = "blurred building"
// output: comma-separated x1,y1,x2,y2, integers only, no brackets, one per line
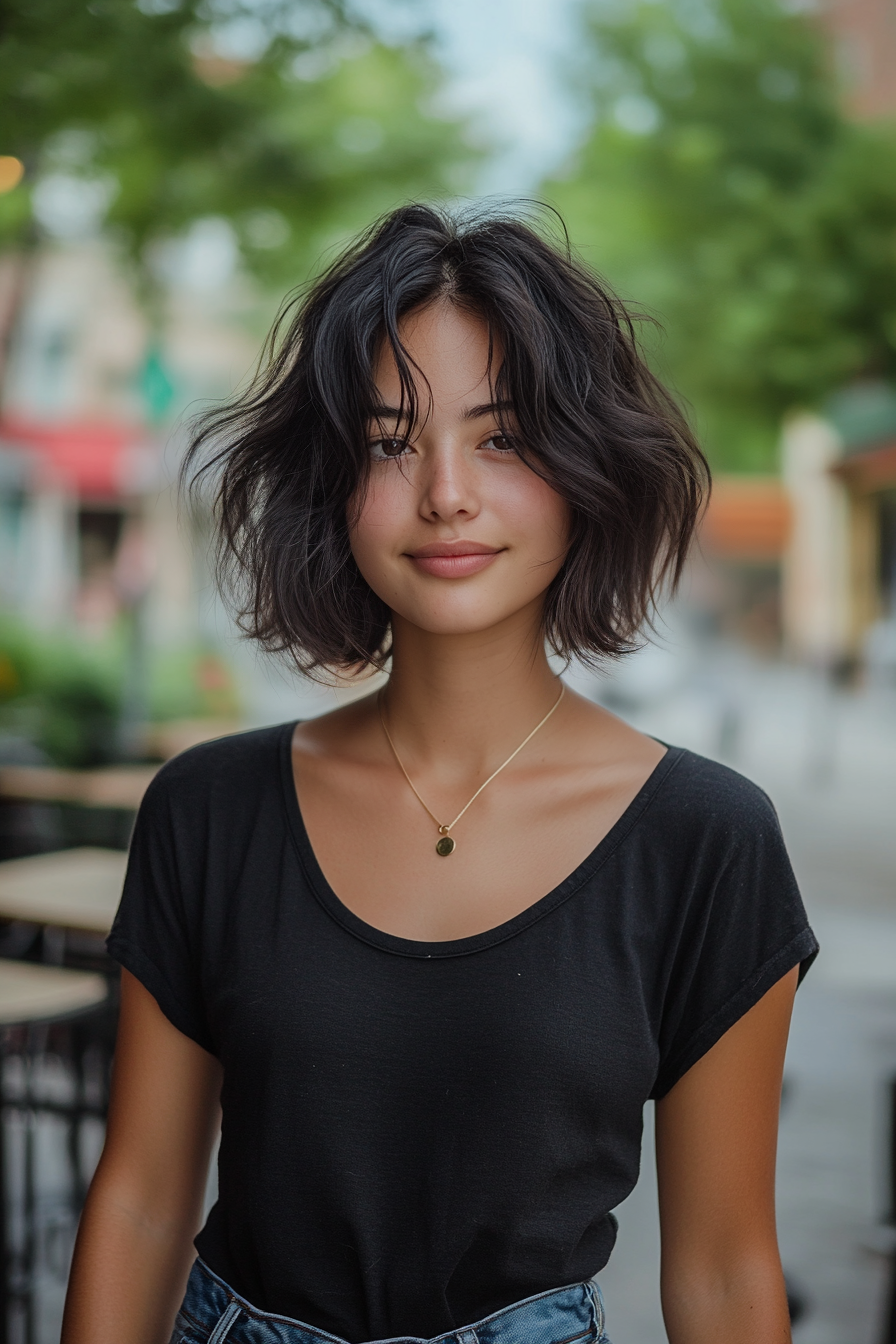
0,238,257,647
781,386,896,674
666,394,896,675
819,0,896,119
768,0,896,673
699,477,792,649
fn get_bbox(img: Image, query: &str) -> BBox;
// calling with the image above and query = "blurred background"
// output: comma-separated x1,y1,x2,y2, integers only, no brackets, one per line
0,0,895,1340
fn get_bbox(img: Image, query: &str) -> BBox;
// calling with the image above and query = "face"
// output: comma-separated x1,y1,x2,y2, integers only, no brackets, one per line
349,302,571,641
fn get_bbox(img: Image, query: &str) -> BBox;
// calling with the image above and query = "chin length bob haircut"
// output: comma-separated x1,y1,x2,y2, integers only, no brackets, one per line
185,202,709,673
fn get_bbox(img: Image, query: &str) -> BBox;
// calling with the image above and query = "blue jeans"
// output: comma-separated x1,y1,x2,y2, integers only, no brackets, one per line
170,1259,610,1344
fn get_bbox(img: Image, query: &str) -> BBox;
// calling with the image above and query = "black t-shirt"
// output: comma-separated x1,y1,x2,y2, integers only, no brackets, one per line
107,724,817,1343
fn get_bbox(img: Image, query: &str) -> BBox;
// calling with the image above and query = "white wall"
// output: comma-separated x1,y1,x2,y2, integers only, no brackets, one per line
780,413,851,664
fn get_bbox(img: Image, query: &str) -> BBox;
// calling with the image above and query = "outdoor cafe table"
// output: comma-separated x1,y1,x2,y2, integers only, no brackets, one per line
0,847,128,937
0,763,155,812
0,957,108,1024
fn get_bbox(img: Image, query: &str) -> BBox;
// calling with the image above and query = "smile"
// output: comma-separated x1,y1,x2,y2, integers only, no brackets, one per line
407,542,503,578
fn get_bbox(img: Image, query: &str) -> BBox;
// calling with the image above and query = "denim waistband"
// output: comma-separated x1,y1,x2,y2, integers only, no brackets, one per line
171,1258,607,1344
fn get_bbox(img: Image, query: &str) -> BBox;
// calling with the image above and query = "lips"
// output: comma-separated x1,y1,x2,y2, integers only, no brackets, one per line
407,541,503,578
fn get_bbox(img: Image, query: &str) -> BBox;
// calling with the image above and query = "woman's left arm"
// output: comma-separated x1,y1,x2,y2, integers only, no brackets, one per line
655,966,799,1344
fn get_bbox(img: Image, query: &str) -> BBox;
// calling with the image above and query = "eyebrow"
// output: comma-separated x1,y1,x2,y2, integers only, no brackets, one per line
367,400,515,425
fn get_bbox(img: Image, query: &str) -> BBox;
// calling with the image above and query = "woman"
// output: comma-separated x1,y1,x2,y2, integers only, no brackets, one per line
63,204,817,1344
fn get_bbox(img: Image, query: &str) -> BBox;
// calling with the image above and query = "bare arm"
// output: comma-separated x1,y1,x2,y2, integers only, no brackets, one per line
655,967,799,1344
62,969,223,1344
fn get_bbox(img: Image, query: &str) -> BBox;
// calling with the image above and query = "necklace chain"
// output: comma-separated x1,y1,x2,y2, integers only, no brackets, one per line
378,683,565,855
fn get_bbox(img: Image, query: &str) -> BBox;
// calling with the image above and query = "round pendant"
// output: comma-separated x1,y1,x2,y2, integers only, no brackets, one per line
435,835,456,857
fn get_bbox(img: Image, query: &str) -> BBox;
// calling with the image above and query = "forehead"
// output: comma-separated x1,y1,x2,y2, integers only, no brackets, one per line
372,302,499,414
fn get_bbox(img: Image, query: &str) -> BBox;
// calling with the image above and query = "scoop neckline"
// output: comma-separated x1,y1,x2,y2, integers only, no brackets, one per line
278,721,684,959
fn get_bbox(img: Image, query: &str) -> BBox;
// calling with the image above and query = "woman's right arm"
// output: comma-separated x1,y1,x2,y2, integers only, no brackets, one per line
62,969,224,1344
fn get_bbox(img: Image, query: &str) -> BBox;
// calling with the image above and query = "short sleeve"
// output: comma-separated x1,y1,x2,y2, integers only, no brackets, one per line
650,773,818,1099
107,764,216,1054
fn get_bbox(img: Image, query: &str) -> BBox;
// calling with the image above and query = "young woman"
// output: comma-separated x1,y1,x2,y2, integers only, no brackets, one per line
62,204,817,1344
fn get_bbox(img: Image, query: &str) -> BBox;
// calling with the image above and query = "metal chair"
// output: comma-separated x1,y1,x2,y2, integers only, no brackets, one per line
0,959,113,1344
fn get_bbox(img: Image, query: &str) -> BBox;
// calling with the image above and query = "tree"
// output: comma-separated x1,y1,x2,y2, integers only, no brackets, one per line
547,0,896,470
0,0,474,357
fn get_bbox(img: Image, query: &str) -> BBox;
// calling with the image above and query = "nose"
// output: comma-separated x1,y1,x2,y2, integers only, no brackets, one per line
418,442,481,524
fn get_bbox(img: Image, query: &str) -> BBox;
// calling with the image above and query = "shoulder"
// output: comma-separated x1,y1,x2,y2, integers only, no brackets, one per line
645,747,783,850
639,752,810,975
140,722,293,814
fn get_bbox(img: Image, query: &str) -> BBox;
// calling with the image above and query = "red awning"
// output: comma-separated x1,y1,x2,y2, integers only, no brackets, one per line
0,417,155,498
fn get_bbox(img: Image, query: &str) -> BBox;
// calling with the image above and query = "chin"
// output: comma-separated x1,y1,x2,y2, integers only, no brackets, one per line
393,597,529,637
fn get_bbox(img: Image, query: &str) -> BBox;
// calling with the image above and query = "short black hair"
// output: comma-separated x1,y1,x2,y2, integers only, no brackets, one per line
185,202,709,672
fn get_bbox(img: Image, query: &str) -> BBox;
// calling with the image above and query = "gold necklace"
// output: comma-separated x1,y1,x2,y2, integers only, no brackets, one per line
378,683,565,857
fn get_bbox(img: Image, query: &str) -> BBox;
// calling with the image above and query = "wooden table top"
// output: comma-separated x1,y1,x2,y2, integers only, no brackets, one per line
0,763,157,810
0,958,108,1024
0,847,128,935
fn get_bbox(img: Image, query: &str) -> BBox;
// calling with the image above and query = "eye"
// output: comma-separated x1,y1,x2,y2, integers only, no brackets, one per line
369,437,410,461
480,434,517,455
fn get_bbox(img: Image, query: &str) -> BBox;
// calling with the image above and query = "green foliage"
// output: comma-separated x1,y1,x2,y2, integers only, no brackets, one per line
548,0,896,470
0,617,121,767
0,0,474,285
218,40,476,287
0,615,240,766
147,645,240,722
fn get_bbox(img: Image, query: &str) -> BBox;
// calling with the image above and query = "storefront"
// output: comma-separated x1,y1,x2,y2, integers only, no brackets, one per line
781,383,896,673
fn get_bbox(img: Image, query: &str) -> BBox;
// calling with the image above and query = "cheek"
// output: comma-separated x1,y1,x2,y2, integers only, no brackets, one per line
348,474,404,579
507,473,571,560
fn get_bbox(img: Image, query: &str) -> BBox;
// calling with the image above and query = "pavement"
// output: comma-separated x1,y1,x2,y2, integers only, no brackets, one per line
587,645,896,1344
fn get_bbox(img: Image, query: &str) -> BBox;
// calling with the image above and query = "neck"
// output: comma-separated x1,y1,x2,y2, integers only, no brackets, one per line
382,603,562,772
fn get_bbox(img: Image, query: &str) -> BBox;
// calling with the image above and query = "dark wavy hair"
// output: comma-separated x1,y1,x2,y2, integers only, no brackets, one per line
184,202,709,672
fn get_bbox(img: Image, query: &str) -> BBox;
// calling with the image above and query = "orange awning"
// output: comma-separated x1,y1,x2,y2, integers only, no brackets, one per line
700,476,791,560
